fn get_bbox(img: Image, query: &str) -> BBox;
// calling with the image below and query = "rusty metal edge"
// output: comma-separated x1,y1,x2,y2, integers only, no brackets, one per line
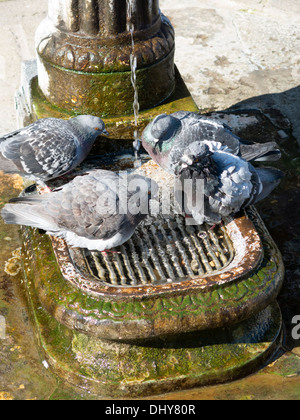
51,208,264,299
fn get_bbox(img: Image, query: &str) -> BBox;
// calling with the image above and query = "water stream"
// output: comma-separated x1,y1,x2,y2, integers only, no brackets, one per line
127,0,142,167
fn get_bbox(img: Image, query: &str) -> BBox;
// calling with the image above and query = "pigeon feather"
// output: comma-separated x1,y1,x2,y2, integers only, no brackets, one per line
1,170,157,251
0,115,108,183
142,111,281,169
174,141,283,225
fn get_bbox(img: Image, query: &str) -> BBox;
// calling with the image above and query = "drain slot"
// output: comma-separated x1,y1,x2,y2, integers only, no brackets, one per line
49,157,236,288
76,214,234,287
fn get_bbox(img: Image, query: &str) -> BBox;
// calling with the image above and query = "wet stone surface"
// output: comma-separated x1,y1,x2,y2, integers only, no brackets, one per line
0,173,57,400
0,107,299,400
0,0,299,400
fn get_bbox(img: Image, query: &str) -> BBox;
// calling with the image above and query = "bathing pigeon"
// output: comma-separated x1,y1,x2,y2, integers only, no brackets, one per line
1,170,157,252
0,115,108,184
142,111,281,170
172,140,283,225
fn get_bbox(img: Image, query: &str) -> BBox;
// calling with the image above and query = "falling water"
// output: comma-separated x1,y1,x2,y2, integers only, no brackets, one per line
127,0,142,167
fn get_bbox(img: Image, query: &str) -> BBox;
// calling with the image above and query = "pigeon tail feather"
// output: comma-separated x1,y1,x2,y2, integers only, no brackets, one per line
1,202,56,232
239,142,281,162
254,167,284,203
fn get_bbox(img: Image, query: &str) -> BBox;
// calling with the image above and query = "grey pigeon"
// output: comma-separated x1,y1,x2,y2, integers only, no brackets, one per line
1,170,157,252
0,115,108,184
142,111,281,169
173,140,283,225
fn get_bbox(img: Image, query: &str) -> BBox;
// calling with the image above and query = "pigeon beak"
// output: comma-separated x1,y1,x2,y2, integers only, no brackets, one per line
153,138,161,150
95,128,109,136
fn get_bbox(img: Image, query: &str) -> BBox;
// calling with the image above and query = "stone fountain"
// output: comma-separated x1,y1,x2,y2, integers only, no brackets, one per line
15,0,284,398
17,0,198,137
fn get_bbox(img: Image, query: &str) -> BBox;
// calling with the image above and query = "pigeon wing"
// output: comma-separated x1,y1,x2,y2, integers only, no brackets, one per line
2,171,126,241
172,113,241,155
0,119,78,180
207,151,255,218
170,112,282,163
238,142,282,162
53,171,130,241
20,134,77,180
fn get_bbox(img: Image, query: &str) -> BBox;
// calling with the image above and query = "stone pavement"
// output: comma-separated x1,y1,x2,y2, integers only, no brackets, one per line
0,0,299,400
0,0,299,138
163,0,300,142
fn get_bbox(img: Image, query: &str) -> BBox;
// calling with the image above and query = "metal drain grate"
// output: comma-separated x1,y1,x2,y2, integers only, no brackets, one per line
76,213,234,287
48,157,235,288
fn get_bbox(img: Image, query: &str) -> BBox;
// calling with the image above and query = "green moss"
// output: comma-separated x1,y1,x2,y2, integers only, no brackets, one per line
30,67,199,139
21,241,283,398
19,203,284,345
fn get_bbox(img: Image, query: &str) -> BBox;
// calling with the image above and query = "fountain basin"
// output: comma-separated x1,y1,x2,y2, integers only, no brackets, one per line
20,212,283,397
21,205,284,341
17,156,284,397
14,58,285,397
13,1,284,397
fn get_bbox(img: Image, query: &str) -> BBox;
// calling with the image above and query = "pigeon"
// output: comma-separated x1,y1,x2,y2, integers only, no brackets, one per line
0,115,108,184
1,170,158,252
172,140,283,225
142,111,282,170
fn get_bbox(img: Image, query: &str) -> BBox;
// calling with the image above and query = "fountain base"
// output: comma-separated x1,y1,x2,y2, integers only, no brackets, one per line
22,245,282,398
15,60,284,399
19,202,284,398
15,60,199,139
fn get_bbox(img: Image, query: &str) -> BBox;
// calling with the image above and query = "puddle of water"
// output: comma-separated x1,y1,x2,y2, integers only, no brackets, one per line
0,172,58,400
0,109,299,400
0,172,23,268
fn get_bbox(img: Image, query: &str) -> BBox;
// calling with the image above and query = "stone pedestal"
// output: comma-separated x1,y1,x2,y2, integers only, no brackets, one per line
35,0,177,118
19,180,284,397
14,1,285,399
15,1,199,138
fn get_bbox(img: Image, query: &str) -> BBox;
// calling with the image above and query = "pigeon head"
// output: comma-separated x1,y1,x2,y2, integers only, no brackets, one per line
142,114,182,156
150,114,181,141
183,141,210,161
70,115,109,143
177,141,219,189
177,142,211,172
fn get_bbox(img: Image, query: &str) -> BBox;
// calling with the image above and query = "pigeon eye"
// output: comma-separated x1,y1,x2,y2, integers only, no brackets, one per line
95,127,100,131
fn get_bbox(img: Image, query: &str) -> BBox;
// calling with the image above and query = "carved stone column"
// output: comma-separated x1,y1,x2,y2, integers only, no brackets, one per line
35,0,175,117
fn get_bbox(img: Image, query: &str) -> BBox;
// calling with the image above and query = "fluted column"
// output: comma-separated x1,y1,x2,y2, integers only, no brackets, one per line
35,0,175,117
46,0,161,35
48,0,80,32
